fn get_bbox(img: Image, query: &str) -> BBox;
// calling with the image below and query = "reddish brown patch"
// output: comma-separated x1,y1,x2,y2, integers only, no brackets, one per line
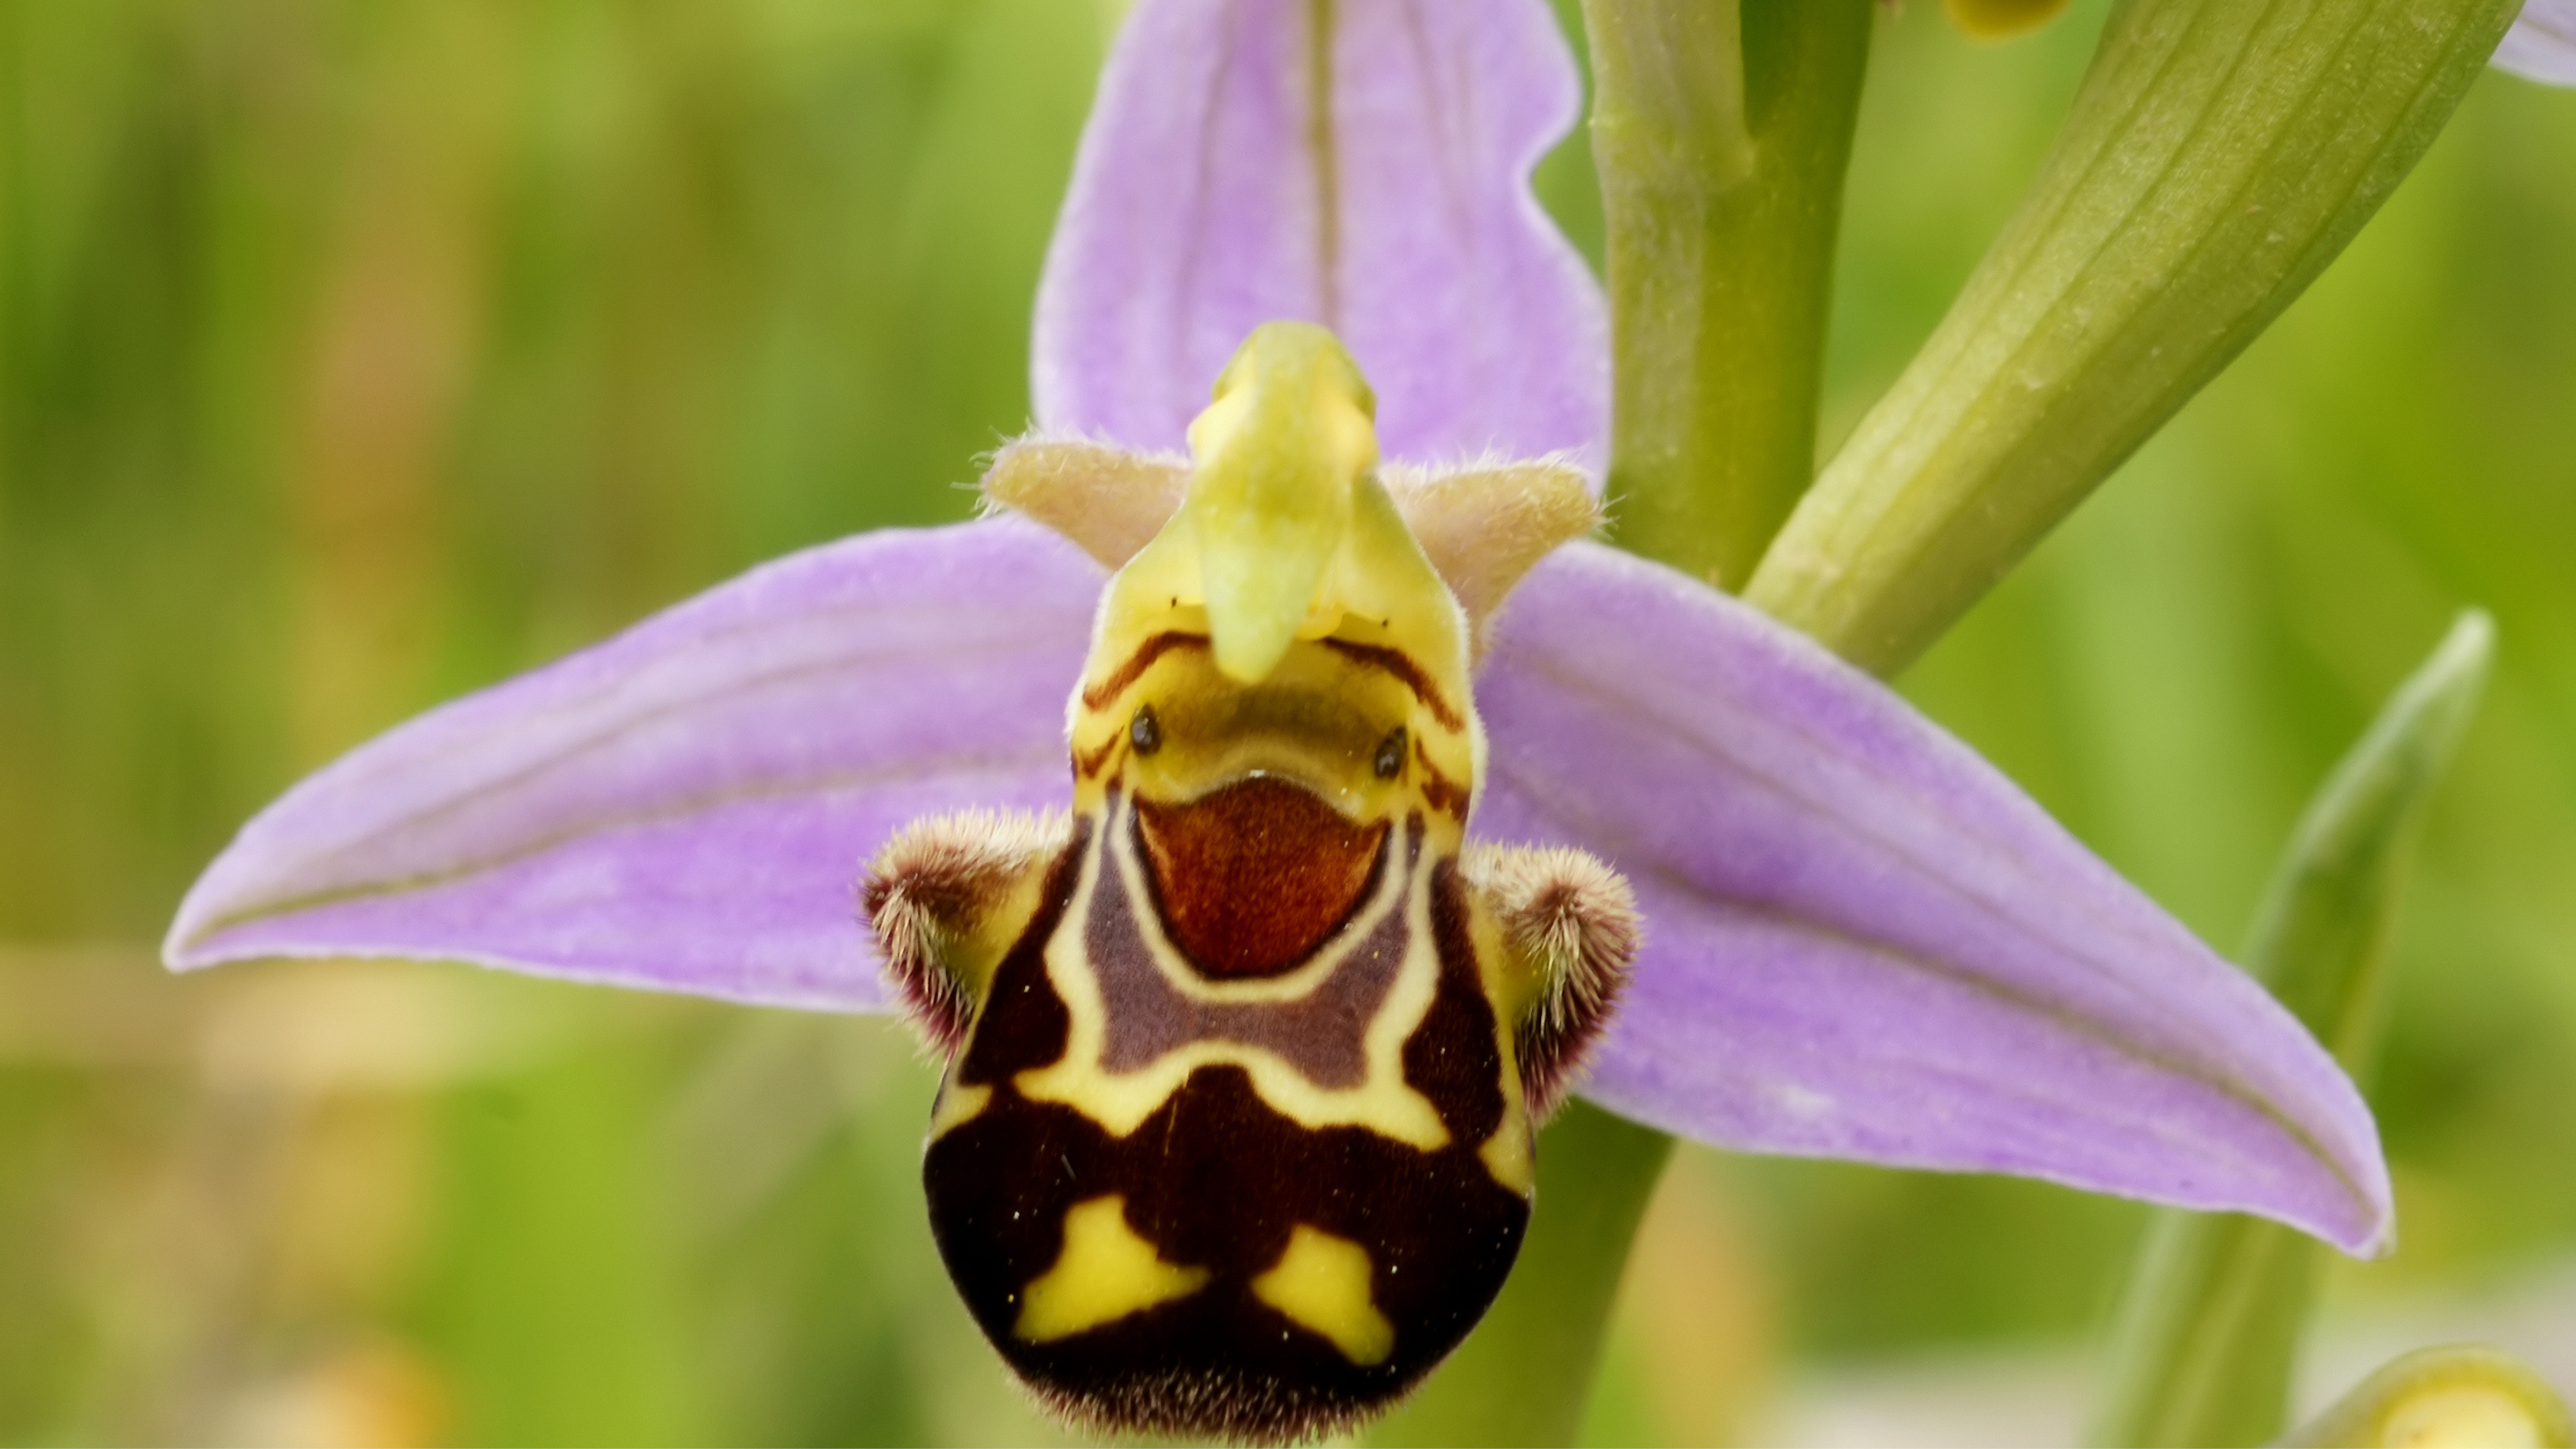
1080,631,1207,712
1414,738,1472,820
1135,780,1388,980
1072,732,1121,780
1318,638,1464,731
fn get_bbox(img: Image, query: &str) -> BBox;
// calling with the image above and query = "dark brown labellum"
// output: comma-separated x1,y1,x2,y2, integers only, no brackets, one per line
924,819,1527,1446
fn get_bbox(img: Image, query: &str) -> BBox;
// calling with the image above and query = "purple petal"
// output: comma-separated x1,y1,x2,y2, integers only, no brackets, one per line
166,520,1101,1013
1033,0,1609,470
2497,0,2576,84
1475,543,2392,1255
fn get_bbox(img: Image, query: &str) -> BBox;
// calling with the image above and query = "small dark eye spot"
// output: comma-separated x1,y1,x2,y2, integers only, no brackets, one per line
1130,706,1162,755
1373,727,1406,780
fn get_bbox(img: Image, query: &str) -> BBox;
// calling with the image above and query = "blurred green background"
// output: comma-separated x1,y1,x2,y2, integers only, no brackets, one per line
3,0,2571,1443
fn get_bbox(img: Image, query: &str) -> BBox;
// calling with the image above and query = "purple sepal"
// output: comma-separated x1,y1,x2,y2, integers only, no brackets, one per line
2498,0,2576,84
1474,542,2394,1256
1032,0,1609,471
165,520,1101,1013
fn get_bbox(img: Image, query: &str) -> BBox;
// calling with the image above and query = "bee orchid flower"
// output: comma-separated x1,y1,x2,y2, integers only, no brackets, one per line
166,0,2391,1441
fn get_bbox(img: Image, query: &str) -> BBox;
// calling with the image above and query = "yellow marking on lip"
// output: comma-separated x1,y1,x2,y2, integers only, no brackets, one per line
926,1079,991,1142
1012,819,1451,1150
1253,1225,1394,1366
1479,1115,1534,1196
1013,1196,1210,1344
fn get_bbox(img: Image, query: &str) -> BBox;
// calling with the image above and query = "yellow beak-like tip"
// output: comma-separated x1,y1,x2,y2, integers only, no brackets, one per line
1179,323,1379,684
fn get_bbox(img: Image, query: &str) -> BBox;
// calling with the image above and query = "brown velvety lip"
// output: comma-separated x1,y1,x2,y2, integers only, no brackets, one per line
1134,778,1388,981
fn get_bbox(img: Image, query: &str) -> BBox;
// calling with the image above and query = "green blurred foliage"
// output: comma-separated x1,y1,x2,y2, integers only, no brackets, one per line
1,0,2571,1443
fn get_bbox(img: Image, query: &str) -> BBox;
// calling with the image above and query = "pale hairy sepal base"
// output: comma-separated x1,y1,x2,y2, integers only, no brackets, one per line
861,809,1073,1053
982,432,1599,654
1465,843,1640,1121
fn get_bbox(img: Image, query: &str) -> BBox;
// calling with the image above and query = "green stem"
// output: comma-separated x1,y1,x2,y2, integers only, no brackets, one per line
1581,0,1875,591
1368,1101,1674,1446
1373,9,1875,1442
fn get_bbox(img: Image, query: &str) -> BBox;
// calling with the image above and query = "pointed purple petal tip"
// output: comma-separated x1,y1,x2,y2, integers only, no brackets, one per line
1476,543,2394,1256
2497,0,2576,85
1035,0,1609,472
167,519,1102,1014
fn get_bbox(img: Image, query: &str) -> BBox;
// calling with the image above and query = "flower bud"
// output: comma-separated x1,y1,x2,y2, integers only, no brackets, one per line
2280,1346,2574,1449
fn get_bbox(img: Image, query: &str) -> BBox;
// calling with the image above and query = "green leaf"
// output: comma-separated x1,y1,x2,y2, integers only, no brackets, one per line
1450,5,1875,1436
2086,612,2494,1449
1747,0,2521,673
